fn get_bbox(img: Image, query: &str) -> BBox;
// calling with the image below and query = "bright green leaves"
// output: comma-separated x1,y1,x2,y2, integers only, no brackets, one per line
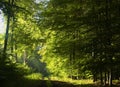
0,0,120,82
38,0,120,82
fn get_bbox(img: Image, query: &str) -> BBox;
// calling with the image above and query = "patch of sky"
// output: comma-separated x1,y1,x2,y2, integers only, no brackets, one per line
0,10,5,34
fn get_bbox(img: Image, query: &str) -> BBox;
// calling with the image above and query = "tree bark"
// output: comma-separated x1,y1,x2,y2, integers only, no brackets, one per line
93,73,97,82
109,69,112,87
3,0,11,55
3,0,14,60
23,50,27,65
15,44,18,62
100,70,103,86
104,72,107,86
108,71,110,85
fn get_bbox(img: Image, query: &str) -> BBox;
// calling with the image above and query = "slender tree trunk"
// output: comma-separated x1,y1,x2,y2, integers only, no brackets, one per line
104,72,107,86
109,69,112,87
105,0,113,85
68,53,72,79
23,50,27,65
77,67,79,80
3,0,14,61
72,31,76,80
108,71,110,85
3,0,11,55
11,22,14,57
100,70,103,86
15,44,18,62
93,73,97,82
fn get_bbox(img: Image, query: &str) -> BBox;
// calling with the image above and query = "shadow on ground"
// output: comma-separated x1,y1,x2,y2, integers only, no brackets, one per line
1,79,120,87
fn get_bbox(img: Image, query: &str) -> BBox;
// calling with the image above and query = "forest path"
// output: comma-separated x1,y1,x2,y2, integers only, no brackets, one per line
2,79,120,87
27,80,77,87
26,79,120,87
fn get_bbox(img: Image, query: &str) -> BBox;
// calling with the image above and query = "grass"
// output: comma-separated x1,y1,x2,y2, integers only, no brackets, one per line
49,76,93,85
20,74,94,87
24,73,42,80
2,73,120,87
2,78,120,87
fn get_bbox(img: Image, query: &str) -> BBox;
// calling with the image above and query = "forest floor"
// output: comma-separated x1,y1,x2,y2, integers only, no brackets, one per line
21,79,120,87
2,79,120,87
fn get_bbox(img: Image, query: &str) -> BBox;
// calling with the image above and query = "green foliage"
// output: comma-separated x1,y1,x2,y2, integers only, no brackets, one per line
0,53,32,87
39,0,120,85
0,0,120,86
25,73,42,80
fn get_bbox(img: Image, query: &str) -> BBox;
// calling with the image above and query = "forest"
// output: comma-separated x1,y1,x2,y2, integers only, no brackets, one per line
0,0,120,87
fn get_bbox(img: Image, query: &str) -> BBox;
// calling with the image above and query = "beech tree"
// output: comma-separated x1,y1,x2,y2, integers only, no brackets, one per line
39,0,120,86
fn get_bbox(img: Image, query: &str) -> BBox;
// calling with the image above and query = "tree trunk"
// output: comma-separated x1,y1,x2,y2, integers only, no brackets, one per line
104,72,107,86
10,21,14,58
108,71,110,85
15,44,18,62
3,0,11,56
23,50,27,65
100,71,103,86
3,0,14,61
93,73,97,82
109,68,112,87
69,53,72,79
